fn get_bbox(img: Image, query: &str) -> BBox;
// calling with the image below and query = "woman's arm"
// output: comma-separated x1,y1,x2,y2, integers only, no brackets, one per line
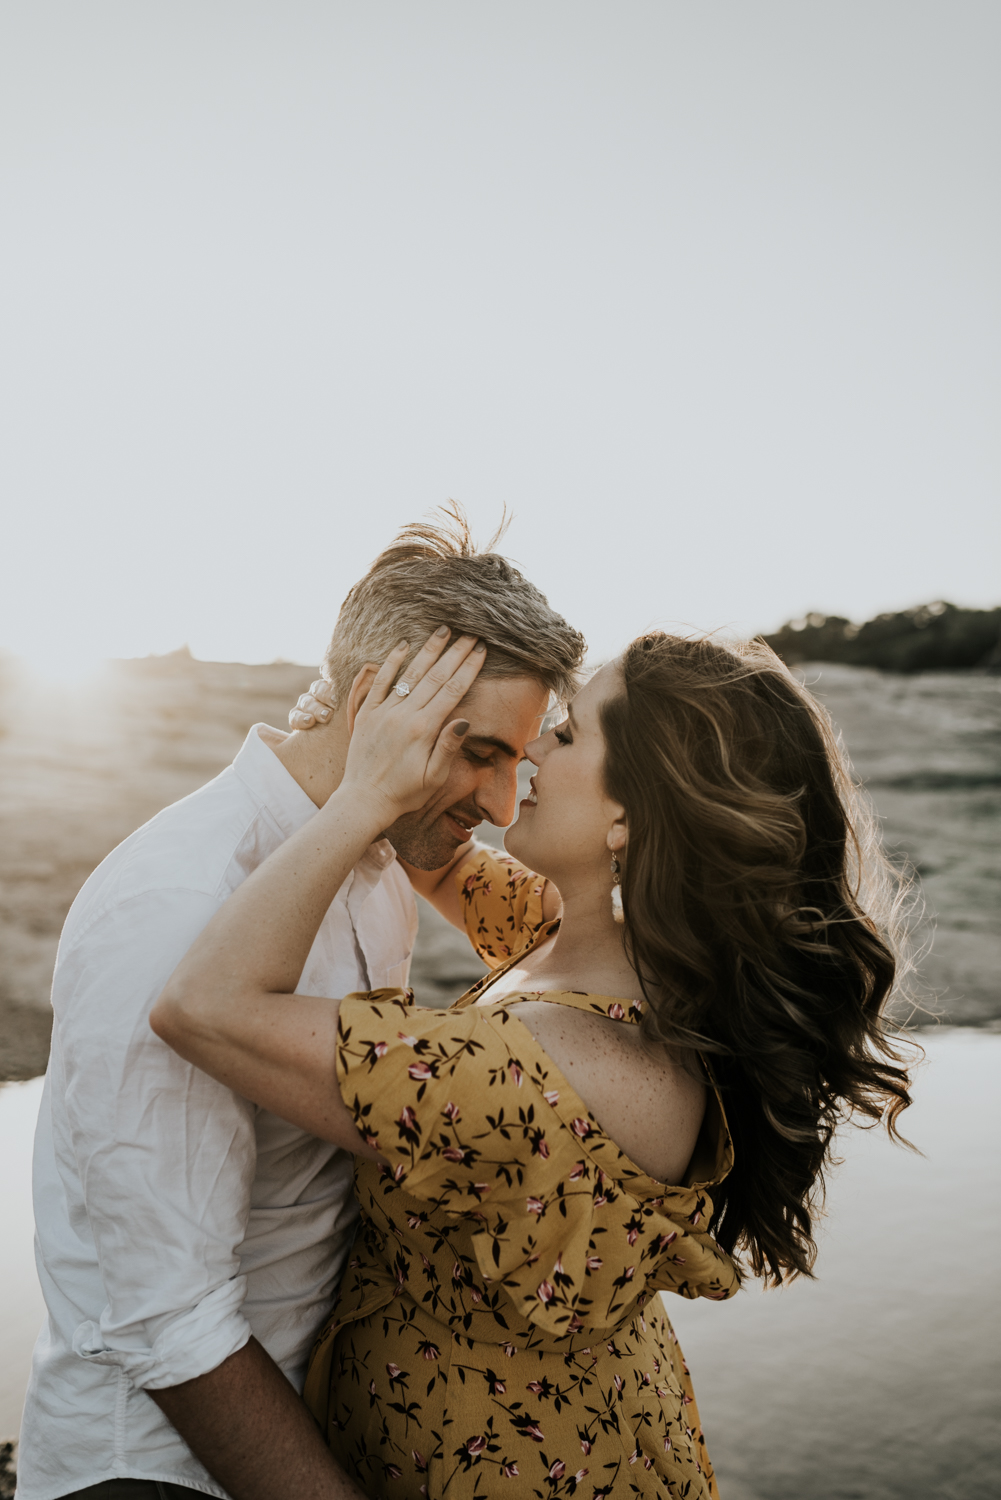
397,840,488,925
150,630,486,1149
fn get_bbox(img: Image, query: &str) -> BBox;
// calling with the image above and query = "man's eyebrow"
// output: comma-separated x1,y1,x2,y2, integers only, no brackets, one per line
464,733,520,760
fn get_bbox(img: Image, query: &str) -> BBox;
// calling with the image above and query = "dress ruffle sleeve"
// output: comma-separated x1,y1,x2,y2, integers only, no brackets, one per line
335,990,739,1340
453,847,549,969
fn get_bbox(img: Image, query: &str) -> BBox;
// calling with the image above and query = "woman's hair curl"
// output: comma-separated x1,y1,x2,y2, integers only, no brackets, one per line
600,633,917,1284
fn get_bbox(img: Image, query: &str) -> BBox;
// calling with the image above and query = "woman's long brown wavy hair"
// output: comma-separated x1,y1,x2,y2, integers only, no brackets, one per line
600,633,918,1285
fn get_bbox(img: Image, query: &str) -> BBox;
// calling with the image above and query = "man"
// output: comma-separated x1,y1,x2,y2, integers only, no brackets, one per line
19,506,584,1500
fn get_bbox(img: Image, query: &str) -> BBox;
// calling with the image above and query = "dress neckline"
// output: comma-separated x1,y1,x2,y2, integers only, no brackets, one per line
453,918,646,1024
466,985,648,1025
452,916,734,1191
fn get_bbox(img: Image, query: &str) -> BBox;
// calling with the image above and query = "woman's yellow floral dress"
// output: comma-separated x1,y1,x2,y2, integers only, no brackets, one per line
304,848,740,1499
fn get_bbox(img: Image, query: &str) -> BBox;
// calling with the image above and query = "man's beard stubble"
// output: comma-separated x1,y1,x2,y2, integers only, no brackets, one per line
383,808,468,872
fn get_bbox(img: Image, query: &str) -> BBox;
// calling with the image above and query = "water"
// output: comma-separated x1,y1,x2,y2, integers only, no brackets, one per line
671,1029,1001,1500
3,1036,998,1496
0,1077,46,1439
803,666,1001,1028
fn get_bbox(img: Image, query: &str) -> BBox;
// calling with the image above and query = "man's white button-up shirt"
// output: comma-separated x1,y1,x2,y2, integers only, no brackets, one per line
18,726,419,1500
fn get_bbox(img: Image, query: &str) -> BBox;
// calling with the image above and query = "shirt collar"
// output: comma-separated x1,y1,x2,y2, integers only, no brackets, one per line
232,725,397,875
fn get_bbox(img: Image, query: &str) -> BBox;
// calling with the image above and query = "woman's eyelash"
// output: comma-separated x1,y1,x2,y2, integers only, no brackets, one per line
554,725,572,745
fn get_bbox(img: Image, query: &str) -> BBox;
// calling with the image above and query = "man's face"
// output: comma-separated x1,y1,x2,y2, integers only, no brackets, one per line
385,674,550,870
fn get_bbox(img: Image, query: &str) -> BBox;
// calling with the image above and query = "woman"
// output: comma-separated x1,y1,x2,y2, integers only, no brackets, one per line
152,627,913,1499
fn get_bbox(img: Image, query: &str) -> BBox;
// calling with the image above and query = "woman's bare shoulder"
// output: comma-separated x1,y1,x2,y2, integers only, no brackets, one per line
506,998,706,1185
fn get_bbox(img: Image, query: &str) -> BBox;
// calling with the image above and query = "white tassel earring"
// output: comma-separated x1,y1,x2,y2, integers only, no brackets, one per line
610,853,625,924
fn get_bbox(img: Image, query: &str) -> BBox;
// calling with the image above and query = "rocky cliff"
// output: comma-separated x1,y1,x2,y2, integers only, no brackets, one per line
763,601,1001,673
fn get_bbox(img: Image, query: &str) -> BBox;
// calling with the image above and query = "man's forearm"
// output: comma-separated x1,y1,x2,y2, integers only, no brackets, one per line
150,1336,365,1500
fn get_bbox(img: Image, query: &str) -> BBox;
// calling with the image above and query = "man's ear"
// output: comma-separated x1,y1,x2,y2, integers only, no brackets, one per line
345,663,381,732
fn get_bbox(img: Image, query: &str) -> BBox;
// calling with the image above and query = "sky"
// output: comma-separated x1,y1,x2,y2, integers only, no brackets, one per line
1,1,998,676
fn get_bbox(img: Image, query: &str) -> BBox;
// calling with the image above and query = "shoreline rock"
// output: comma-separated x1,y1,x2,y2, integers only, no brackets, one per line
1,647,998,1089
0,1002,52,1083
763,602,1001,673
0,1441,15,1500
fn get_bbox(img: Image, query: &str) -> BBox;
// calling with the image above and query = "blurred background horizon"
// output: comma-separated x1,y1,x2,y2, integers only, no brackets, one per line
1,1,998,681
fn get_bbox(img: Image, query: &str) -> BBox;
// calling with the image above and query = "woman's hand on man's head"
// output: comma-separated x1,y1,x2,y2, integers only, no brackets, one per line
289,680,335,730
337,630,486,825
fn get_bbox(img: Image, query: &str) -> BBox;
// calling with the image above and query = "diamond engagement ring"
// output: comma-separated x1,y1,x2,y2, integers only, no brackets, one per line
395,682,411,697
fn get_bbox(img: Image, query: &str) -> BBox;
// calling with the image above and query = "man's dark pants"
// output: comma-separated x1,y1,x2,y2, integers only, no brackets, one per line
57,1483,207,1499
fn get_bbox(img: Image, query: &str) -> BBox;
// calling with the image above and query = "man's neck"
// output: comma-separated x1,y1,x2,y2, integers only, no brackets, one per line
262,715,350,809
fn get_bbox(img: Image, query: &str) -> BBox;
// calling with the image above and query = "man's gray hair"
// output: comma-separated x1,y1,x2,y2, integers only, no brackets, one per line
322,503,586,707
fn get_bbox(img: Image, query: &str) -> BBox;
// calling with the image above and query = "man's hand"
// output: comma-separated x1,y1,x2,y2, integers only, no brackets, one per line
150,1337,366,1500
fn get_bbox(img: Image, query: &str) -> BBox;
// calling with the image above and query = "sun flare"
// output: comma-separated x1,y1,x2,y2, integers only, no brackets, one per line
16,646,111,692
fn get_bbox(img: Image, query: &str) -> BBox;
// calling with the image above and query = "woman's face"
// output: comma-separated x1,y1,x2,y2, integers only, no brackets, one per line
505,660,626,891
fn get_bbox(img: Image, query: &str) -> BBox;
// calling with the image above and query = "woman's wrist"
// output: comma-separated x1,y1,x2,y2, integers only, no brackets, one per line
321,780,400,842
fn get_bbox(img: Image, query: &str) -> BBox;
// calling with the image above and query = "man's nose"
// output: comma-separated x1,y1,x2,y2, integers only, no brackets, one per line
478,760,522,828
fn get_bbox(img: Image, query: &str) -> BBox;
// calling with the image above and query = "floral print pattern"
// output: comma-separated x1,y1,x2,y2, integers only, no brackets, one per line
304,849,739,1498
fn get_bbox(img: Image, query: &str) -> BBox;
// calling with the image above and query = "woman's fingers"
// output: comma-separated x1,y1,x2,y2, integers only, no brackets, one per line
360,628,476,718
384,625,454,700
300,691,331,723
289,688,332,730
305,680,335,720
292,631,484,772
404,632,482,712
424,717,472,786
412,637,487,718
363,640,414,709
338,631,486,817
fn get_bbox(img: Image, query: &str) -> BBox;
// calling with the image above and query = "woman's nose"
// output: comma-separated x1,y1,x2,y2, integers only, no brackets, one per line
523,735,544,767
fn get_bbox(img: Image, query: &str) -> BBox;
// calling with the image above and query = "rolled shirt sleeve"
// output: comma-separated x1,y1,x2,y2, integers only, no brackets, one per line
55,888,257,1390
